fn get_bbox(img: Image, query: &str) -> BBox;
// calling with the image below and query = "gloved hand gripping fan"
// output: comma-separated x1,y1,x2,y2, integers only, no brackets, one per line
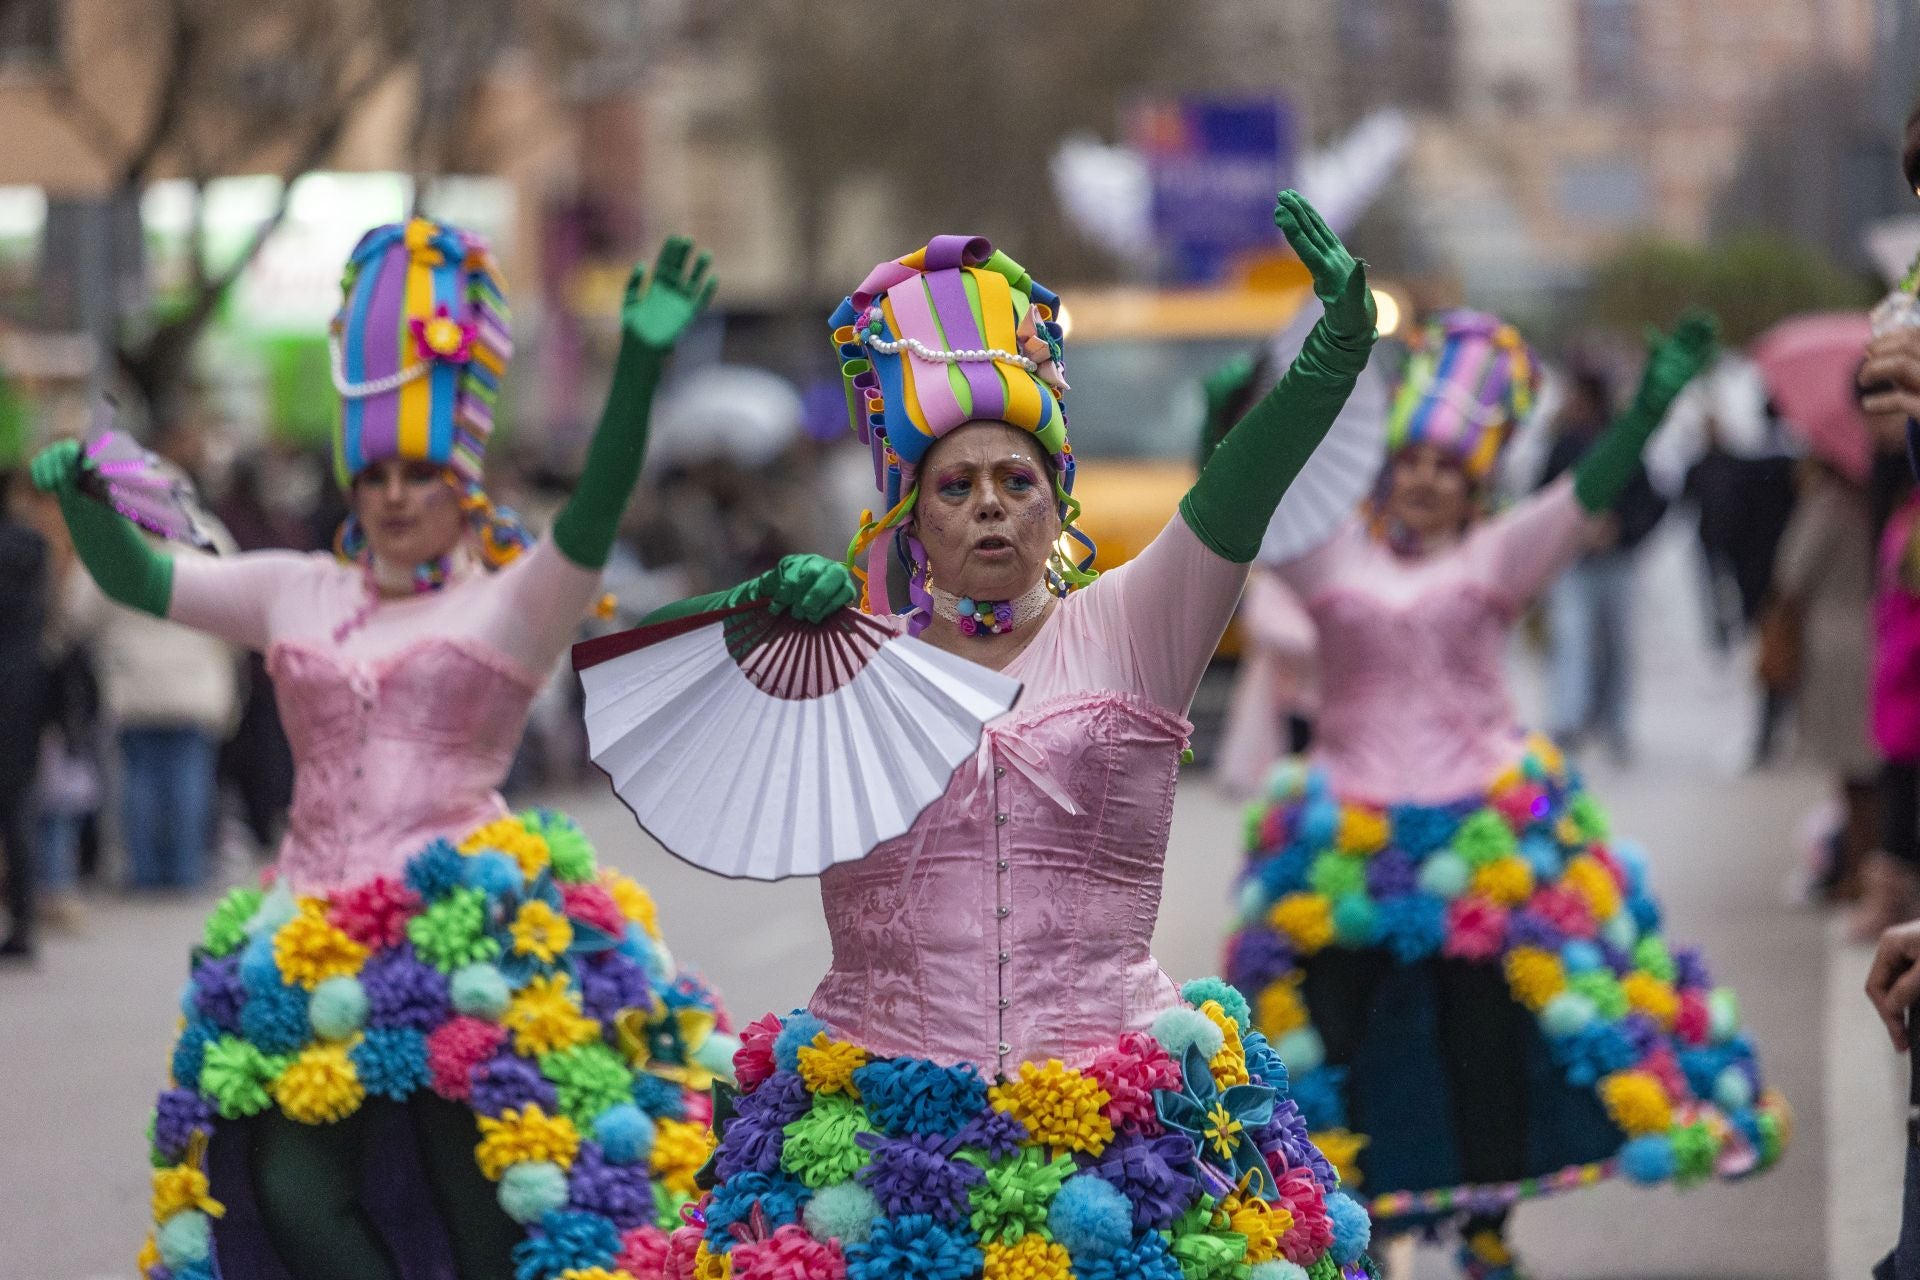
573,602,1021,880
79,410,218,551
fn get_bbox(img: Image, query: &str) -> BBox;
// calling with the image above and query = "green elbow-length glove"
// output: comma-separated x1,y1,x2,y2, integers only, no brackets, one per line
1179,191,1378,563
29,438,171,617
551,236,718,570
1573,309,1718,513
642,554,856,626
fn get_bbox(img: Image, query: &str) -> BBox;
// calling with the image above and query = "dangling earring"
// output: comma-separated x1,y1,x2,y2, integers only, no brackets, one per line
335,513,368,563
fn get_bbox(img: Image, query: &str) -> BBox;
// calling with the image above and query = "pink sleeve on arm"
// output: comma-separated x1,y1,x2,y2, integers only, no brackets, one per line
1077,515,1248,715
168,551,319,653
474,535,605,678
1470,474,1590,609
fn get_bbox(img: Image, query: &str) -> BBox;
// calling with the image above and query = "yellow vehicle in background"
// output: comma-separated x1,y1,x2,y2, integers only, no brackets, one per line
1057,264,1316,656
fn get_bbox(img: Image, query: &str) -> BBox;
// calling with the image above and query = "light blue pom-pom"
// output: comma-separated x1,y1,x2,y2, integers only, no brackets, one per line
1613,839,1649,892
1520,833,1563,881
1619,1133,1675,1184
462,851,524,898
451,963,512,1021
1326,1190,1372,1264
1048,1174,1134,1259
1299,800,1340,848
1561,940,1604,974
1539,992,1597,1039
774,1012,828,1072
1601,912,1638,951
1238,879,1272,926
1708,988,1740,1042
238,934,282,994
1180,978,1252,1033
157,1210,213,1266
498,1160,571,1223
309,976,369,1041
594,1104,657,1163
178,982,199,1021
1714,1066,1754,1112
243,885,298,939
803,1180,880,1244
1331,894,1381,945
1265,761,1309,804
1417,852,1471,900
1276,1028,1325,1074
1151,1007,1224,1062
1250,1263,1311,1280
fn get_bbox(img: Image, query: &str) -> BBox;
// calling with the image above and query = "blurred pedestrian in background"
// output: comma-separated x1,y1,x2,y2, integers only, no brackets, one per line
1540,365,1668,763
0,469,49,960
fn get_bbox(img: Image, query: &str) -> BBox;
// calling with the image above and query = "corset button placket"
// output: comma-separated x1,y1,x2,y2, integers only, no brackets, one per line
991,748,1011,1071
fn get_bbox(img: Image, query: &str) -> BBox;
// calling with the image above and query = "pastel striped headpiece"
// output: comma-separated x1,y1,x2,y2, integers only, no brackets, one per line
831,235,1095,620
1385,309,1538,482
330,218,511,489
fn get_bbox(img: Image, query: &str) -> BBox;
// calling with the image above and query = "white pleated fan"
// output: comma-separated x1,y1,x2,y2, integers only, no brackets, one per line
574,603,1021,880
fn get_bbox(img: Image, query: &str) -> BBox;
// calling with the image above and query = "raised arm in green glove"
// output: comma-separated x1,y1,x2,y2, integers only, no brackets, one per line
551,235,717,571
1573,309,1718,513
642,553,856,626
30,438,171,617
1179,191,1378,563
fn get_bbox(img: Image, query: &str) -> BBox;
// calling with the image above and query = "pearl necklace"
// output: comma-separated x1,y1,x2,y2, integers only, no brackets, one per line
930,580,1054,637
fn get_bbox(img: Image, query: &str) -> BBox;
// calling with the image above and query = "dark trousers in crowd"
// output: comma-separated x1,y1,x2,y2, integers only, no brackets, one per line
0,777,33,953
1877,1012,1920,1280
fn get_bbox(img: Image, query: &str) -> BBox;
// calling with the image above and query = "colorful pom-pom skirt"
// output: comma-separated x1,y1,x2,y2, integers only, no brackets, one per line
675,989,1378,1280
1222,738,1789,1229
140,808,734,1280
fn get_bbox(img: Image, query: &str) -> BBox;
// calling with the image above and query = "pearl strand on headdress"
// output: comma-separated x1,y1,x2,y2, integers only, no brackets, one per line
862,332,1040,374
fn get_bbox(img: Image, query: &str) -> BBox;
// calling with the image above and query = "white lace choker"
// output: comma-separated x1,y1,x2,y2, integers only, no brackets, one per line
929,580,1053,637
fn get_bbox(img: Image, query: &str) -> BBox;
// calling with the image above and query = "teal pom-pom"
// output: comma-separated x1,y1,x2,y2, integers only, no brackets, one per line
1520,832,1563,881
1151,1008,1224,1062
1600,912,1638,951
243,885,298,939
775,1012,828,1072
1561,940,1604,974
1714,1066,1754,1111
803,1180,880,1244
1265,761,1309,804
157,1210,213,1266
1326,1190,1371,1264
499,1161,571,1223
1250,1263,1311,1280
594,1104,656,1163
1048,1174,1134,1259
1180,978,1252,1033
1299,799,1340,847
1619,1134,1675,1183
463,851,524,898
1539,992,1597,1039
238,934,283,995
309,976,368,1041
1276,1028,1325,1074
1331,894,1380,946
1417,852,1470,900
451,963,512,1021
1238,879,1271,927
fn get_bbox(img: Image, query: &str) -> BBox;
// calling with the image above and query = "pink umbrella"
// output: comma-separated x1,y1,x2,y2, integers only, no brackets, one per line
1750,311,1874,483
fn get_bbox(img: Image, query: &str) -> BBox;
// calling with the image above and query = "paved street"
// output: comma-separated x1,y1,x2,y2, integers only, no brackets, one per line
0,528,1893,1278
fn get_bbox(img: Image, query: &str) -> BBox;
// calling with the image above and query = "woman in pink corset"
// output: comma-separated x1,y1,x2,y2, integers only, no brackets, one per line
34,224,732,1280
627,194,1379,1280
1222,311,1789,1279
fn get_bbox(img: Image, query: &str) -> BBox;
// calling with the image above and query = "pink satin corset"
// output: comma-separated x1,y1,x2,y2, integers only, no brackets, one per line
266,637,534,893
810,691,1189,1075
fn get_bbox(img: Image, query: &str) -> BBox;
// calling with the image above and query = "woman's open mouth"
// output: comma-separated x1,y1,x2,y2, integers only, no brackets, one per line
973,535,1014,558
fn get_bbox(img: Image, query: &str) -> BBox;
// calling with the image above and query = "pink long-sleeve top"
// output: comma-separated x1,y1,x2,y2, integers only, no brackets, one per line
809,516,1245,1074
169,537,599,894
1272,476,1588,805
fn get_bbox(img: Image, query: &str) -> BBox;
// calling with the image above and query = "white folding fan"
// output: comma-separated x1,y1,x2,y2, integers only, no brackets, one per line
574,603,1022,880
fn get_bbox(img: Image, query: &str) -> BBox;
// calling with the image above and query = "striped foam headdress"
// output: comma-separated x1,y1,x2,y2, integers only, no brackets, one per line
330,218,511,489
1385,309,1538,482
830,234,1094,621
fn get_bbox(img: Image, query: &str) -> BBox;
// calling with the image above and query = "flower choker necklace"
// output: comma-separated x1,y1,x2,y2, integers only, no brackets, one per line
930,580,1054,637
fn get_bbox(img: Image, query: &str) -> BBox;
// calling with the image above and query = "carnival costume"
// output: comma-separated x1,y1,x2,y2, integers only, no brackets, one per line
1220,311,1788,1278
34,222,732,1280
625,194,1381,1280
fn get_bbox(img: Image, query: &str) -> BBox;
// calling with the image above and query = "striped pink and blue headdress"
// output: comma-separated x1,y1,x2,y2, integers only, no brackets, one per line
1385,310,1538,482
330,218,511,489
830,235,1094,620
